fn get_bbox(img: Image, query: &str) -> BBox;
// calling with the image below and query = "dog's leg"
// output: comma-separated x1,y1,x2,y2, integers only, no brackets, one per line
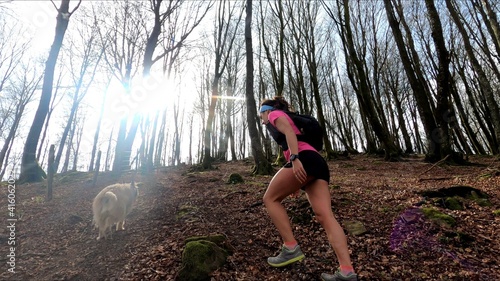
116,220,125,230
97,227,104,240
108,219,114,239
97,219,105,240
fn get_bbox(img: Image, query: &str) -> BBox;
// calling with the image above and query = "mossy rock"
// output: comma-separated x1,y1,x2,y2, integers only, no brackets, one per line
421,186,492,209
343,220,368,236
444,197,464,210
420,185,488,199
66,214,83,225
176,205,199,220
422,207,456,227
493,210,500,216
439,231,475,248
184,234,234,254
176,240,228,281
475,198,492,207
56,171,92,184
227,173,244,184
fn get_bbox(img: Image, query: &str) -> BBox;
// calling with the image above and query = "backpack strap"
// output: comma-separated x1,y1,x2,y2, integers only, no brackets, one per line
266,122,289,150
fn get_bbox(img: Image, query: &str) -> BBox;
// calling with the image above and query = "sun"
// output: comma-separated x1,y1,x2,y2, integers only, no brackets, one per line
100,73,173,122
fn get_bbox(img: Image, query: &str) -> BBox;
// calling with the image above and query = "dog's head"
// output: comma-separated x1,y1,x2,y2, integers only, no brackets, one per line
130,181,140,199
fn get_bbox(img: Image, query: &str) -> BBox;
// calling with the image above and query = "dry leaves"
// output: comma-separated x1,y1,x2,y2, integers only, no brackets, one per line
0,155,498,280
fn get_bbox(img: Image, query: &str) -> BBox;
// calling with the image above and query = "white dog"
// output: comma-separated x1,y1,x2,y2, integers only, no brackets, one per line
92,182,139,240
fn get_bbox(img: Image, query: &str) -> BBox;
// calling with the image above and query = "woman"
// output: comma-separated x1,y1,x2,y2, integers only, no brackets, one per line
260,96,358,281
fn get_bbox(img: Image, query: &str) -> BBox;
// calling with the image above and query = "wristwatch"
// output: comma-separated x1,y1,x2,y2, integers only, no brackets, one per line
290,154,299,161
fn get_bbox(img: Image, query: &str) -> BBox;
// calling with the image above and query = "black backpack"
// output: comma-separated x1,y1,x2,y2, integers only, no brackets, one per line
266,111,324,151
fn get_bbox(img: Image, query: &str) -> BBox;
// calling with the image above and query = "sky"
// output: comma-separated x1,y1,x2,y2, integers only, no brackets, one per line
8,1,58,50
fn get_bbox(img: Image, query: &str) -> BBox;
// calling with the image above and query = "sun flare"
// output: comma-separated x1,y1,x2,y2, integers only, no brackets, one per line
101,74,173,121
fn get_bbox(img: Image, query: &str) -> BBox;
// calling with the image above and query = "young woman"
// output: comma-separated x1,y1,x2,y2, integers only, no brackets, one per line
260,96,358,281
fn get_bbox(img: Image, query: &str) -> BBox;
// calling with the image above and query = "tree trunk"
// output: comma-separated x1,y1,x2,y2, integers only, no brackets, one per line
202,0,243,169
246,0,273,175
112,0,161,174
55,90,79,171
384,69,414,153
47,145,55,201
0,103,25,174
19,0,78,182
446,0,500,154
202,78,219,169
61,116,76,173
104,127,114,172
338,0,401,160
36,73,63,162
56,44,102,171
383,0,438,160
72,118,84,171
89,85,108,171
259,0,285,95
423,0,455,161
477,0,500,64
452,57,486,154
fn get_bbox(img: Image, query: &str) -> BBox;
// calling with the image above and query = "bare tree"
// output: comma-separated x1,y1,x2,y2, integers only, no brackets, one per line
446,0,500,154
95,1,146,174
259,0,286,96
0,14,29,93
54,17,104,171
36,71,65,162
20,0,82,182
201,0,244,169
95,0,212,173
382,0,440,160
144,0,212,170
422,0,458,162
287,0,336,158
88,79,110,171
324,0,401,160
0,63,42,178
245,0,273,175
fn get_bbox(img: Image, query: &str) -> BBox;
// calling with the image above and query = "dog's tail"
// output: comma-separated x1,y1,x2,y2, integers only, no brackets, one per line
101,191,118,215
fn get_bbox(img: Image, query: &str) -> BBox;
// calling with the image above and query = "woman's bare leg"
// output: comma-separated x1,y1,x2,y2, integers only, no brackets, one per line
305,180,352,267
262,167,304,242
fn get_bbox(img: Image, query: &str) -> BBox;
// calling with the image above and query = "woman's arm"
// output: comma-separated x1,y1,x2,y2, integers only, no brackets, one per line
274,116,307,183
274,116,299,156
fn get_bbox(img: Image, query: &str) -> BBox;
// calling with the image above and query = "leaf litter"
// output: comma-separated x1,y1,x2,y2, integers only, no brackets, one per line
0,155,498,280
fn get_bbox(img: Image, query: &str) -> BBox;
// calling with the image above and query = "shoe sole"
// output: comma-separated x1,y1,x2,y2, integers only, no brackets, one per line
267,254,305,267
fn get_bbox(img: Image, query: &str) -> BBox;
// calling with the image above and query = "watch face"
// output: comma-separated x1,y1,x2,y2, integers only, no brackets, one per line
291,154,298,161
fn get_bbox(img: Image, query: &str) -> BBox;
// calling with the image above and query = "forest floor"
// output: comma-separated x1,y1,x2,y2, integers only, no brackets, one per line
0,154,499,281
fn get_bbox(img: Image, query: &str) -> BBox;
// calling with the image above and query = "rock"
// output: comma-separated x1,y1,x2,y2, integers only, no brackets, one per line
444,197,464,210
422,207,456,227
420,186,492,210
176,240,229,281
344,220,368,236
67,214,84,225
420,185,488,199
227,173,244,184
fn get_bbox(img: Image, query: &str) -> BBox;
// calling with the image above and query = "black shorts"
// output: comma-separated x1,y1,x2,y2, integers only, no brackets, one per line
284,150,330,185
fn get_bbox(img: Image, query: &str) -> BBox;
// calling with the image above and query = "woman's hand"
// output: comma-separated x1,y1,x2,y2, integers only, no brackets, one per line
292,159,307,183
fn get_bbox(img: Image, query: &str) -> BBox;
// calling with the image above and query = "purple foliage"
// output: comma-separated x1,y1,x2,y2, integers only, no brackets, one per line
389,207,487,279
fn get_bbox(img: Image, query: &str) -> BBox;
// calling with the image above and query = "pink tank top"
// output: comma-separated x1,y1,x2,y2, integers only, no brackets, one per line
268,110,316,161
